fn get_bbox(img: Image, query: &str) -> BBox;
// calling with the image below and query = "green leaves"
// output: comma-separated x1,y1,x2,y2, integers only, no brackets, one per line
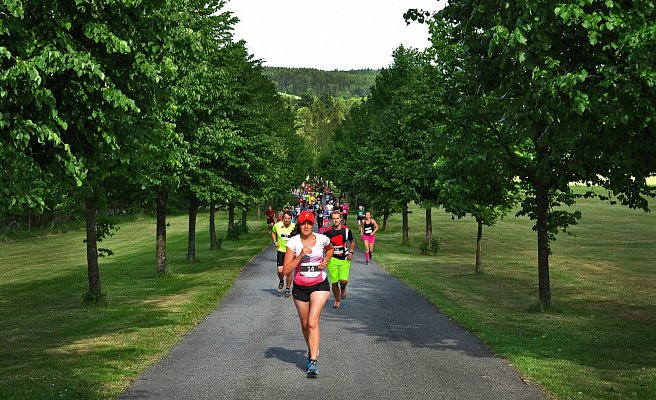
0,46,10,60
3,0,24,18
83,22,131,53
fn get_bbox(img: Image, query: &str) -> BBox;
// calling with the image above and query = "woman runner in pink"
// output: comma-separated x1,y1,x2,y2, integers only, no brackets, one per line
361,211,378,265
283,210,334,377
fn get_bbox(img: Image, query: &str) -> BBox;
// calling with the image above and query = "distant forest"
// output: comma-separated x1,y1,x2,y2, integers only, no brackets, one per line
263,67,379,97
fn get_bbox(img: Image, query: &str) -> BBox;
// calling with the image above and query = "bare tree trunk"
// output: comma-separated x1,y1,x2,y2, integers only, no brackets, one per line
241,208,247,226
156,189,168,274
228,203,235,229
402,203,409,246
475,219,483,274
209,202,217,251
187,195,200,262
256,203,261,220
425,207,433,248
85,197,101,297
535,179,552,310
383,211,389,231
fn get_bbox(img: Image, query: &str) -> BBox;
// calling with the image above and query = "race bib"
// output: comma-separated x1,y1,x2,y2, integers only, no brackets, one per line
299,263,321,278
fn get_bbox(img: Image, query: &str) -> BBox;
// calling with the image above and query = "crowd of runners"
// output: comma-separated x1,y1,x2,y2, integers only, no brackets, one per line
266,179,378,378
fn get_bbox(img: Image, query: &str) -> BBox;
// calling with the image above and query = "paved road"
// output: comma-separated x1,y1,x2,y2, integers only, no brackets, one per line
121,244,546,400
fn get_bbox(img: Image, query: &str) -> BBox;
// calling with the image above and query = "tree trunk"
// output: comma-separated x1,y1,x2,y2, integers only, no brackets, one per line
85,197,101,297
256,203,261,220
425,207,433,248
475,219,483,275
383,211,389,231
187,195,200,262
156,189,168,274
228,203,235,229
209,201,217,251
402,203,409,246
241,208,247,226
535,179,552,310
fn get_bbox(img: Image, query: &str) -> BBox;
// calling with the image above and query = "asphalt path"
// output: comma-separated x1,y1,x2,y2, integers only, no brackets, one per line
121,243,546,400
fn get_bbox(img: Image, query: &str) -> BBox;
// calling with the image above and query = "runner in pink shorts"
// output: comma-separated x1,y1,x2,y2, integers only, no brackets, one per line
361,211,378,265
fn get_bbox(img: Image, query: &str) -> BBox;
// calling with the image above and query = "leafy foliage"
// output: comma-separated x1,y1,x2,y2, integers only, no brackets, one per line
418,238,439,256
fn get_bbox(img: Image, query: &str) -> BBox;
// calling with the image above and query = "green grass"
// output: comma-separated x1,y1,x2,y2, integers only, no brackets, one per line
0,211,270,399
364,195,655,400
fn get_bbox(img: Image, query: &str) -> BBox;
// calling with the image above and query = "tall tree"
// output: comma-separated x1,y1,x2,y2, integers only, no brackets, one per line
2,0,179,298
427,0,656,308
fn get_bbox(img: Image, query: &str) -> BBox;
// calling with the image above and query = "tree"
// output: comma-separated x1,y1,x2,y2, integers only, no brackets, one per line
2,0,180,298
427,0,656,308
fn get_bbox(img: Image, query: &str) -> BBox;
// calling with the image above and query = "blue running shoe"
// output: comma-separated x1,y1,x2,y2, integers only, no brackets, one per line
307,360,318,377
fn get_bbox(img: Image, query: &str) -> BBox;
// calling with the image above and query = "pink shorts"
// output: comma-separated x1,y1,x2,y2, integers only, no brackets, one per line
362,234,376,243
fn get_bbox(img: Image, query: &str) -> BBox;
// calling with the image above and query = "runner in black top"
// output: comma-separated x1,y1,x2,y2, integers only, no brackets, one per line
324,210,357,309
361,211,378,265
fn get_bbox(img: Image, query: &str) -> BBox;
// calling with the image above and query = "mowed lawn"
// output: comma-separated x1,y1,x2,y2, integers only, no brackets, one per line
365,191,654,400
0,212,270,399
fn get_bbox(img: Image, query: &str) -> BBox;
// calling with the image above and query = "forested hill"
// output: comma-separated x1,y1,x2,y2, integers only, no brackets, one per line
263,67,379,97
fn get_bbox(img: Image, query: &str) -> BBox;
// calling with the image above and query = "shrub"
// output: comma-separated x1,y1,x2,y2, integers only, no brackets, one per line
419,238,440,256
226,222,248,240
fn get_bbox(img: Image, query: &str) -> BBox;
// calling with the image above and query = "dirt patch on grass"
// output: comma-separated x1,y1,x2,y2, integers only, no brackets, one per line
140,293,190,313
48,335,118,356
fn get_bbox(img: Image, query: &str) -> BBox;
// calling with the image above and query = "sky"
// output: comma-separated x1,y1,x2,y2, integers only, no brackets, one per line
223,0,446,70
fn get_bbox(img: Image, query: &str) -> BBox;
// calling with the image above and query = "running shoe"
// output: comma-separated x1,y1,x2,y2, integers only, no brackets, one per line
340,288,346,300
284,288,291,297
307,360,318,377
365,261,369,265
305,358,311,371
333,300,340,309
277,279,284,293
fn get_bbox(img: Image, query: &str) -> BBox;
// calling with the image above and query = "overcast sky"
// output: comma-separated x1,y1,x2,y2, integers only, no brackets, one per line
223,0,446,70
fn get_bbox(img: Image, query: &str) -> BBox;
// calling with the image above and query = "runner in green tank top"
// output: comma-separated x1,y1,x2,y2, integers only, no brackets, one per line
271,211,297,297
356,205,366,235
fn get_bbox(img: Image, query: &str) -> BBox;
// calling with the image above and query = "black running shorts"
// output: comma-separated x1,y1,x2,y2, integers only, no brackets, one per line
277,251,286,266
292,278,330,302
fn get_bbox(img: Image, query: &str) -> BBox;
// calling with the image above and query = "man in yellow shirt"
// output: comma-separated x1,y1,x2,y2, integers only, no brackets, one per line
271,211,297,297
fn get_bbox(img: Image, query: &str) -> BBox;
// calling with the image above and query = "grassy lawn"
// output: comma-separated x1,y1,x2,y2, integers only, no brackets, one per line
0,211,270,400
364,191,655,400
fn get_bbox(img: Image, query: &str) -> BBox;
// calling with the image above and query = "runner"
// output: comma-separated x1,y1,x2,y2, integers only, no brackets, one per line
322,204,331,234
316,204,325,234
362,211,379,265
271,211,297,297
324,210,356,309
265,205,275,233
356,205,366,235
341,202,349,223
334,202,342,222
282,210,334,377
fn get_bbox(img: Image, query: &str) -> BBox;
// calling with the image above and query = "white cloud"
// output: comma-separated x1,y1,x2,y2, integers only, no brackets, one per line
223,0,446,70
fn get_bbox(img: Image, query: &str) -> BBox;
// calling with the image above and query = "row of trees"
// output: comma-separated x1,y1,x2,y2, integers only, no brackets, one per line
1,0,303,299
263,67,379,97
322,1,656,309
